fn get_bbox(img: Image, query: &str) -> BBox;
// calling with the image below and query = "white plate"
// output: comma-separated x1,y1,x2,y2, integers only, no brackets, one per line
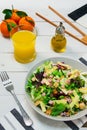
25,57,87,121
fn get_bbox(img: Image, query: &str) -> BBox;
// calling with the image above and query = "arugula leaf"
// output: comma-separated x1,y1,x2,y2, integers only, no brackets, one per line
42,96,51,104
51,103,66,116
52,70,59,76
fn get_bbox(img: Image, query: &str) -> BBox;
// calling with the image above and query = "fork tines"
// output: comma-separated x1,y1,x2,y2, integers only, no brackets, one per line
0,71,9,82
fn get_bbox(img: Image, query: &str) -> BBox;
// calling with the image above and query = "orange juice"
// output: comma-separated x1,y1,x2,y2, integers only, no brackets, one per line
12,30,36,63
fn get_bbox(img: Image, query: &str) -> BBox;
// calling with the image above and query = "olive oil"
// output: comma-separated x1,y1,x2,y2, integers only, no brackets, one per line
51,22,66,53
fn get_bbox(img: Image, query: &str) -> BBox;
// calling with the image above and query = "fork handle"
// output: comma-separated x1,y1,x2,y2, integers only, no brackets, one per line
10,90,33,126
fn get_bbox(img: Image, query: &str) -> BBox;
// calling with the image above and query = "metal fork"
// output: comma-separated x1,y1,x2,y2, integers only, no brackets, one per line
0,71,33,126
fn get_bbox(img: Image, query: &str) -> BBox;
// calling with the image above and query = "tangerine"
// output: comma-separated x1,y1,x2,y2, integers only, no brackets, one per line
19,16,35,31
11,9,21,24
0,19,18,37
2,8,28,24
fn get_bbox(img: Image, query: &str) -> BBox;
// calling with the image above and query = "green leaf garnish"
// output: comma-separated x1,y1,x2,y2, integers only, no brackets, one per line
28,20,34,25
2,9,12,14
2,9,12,19
10,22,17,27
16,11,28,17
5,21,17,32
7,23,12,32
25,18,34,25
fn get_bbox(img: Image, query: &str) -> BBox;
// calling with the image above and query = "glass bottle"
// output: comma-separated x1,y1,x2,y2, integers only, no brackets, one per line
51,22,67,53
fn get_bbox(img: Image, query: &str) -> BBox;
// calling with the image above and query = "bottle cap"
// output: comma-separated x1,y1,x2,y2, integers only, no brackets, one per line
55,22,65,36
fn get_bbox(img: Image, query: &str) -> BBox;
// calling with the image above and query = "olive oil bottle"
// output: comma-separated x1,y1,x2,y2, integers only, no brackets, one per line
51,22,66,53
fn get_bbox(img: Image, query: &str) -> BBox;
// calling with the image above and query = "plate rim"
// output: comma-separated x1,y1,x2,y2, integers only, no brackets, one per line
25,56,87,121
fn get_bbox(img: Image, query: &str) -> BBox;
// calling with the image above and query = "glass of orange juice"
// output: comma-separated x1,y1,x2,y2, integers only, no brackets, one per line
11,30,37,63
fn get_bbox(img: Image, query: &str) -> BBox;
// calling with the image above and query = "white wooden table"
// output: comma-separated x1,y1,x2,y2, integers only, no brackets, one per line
0,0,87,130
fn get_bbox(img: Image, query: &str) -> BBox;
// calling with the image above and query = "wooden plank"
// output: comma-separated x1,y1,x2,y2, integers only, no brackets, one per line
0,52,86,71
0,34,87,53
0,72,27,95
0,95,70,130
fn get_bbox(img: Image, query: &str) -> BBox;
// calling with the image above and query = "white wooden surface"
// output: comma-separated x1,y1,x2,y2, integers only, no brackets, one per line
0,0,87,130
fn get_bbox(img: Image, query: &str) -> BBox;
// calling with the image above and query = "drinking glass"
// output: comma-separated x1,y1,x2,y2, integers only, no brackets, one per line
11,29,37,63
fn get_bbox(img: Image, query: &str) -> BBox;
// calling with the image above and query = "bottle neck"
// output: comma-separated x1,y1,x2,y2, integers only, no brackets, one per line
55,22,65,36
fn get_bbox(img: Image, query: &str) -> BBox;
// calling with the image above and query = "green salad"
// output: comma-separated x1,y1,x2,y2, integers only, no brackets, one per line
25,61,87,117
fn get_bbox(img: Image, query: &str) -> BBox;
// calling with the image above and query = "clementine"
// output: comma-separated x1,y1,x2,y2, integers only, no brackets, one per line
11,9,21,24
2,8,28,24
19,16,35,31
0,19,18,37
